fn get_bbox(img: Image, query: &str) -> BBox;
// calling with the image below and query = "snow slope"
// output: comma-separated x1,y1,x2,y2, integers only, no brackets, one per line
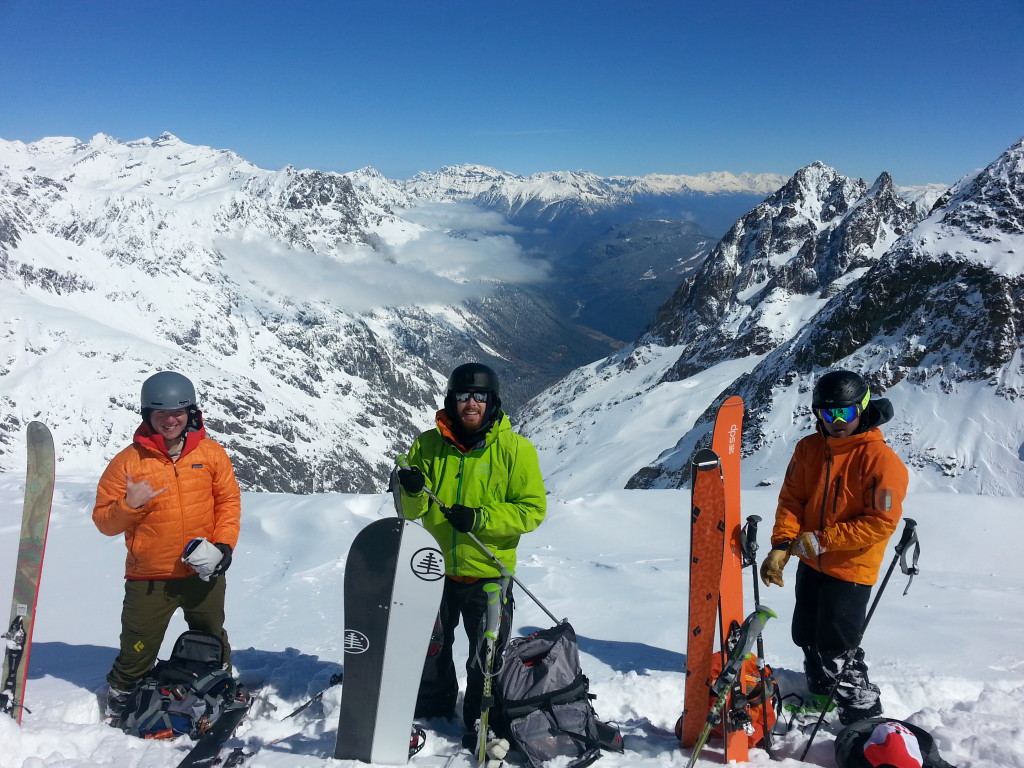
0,470,1021,767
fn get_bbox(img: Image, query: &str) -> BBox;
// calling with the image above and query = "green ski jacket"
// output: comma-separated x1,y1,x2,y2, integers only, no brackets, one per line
398,411,547,578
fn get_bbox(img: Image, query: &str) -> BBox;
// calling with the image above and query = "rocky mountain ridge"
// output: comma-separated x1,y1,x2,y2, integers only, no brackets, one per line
520,139,1024,497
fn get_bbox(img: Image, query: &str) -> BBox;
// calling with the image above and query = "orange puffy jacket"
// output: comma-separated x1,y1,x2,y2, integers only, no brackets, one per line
771,425,908,586
93,422,241,580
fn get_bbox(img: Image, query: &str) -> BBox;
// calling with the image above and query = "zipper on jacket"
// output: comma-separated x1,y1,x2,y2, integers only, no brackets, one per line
818,445,832,531
816,446,833,570
831,476,843,519
450,453,468,574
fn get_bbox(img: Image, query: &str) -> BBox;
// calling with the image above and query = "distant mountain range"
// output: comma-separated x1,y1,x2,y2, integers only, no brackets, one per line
0,133,785,491
3,131,1011,499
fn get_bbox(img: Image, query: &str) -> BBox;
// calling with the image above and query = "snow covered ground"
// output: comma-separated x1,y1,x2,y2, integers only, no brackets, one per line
1,474,1022,767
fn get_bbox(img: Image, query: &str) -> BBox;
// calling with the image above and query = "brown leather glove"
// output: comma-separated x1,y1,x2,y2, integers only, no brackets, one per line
760,547,791,588
792,531,825,559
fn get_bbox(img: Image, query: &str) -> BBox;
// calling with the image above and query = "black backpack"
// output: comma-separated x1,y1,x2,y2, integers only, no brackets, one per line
496,622,622,768
120,630,239,740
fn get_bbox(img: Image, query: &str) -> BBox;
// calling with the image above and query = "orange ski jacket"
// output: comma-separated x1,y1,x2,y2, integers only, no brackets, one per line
93,423,242,580
770,426,908,586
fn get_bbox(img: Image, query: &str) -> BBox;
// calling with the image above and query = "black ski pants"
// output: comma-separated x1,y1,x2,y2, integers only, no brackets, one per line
792,561,880,715
414,575,512,730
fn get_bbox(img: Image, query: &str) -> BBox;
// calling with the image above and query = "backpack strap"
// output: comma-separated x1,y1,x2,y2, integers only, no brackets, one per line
124,684,175,737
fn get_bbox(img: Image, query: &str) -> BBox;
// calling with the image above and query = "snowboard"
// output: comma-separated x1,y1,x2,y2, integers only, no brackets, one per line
1,421,55,724
681,448,726,748
335,517,445,764
711,396,747,762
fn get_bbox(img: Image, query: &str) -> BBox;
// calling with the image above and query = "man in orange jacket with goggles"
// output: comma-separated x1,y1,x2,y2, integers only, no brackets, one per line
760,370,908,726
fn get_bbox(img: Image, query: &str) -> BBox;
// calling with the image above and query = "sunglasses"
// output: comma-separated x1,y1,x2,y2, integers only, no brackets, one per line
816,405,861,424
453,391,489,403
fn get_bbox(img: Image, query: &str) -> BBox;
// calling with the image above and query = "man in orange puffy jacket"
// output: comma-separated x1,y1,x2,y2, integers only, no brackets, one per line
93,371,241,724
760,370,908,726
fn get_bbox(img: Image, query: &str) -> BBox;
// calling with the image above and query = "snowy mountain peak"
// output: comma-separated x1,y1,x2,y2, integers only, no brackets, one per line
522,139,1024,498
937,135,1024,247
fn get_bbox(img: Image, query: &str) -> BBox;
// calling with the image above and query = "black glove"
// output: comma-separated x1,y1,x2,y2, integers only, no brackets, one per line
213,543,233,575
397,466,426,494
443,504,479,533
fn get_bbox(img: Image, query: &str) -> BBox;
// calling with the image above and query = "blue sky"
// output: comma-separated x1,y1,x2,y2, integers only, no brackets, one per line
2,0,1022,186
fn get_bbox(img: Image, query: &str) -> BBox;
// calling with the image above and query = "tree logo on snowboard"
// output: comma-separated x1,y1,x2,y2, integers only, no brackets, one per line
410,548,445,581
343,629,370,654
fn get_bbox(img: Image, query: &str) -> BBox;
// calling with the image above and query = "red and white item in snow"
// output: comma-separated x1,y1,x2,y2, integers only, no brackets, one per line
863,721,924,768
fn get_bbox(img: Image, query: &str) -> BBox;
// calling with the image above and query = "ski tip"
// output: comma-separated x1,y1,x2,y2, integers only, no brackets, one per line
692,448,720,467
753,604,777,619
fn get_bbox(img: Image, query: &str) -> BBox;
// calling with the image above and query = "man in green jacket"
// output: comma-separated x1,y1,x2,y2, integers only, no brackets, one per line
393,362,547,745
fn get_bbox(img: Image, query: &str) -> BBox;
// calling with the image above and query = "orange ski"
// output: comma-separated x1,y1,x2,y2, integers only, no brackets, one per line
681,448,726,748
712,395,747,762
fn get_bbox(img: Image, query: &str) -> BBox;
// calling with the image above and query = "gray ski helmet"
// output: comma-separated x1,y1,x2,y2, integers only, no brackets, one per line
447,363,500,398
140,371,197,410
812,370,870,411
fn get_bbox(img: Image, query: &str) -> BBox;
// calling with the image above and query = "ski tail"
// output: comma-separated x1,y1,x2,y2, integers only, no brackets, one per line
711,395,746,761
685,605,775,768
681,448,726,748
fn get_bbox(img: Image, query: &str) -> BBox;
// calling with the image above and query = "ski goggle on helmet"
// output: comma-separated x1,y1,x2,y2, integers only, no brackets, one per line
816,388,871,424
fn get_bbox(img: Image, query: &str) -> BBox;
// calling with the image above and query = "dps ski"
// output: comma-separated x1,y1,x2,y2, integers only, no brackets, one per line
681,448,726,748
2,421,55,723
685,605,776,768
334,517,445,764
711,395,747,762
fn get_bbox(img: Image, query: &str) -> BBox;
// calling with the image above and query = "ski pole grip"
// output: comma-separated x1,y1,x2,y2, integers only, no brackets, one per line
396,454,449,510
895,518,918,554
483,582,502,640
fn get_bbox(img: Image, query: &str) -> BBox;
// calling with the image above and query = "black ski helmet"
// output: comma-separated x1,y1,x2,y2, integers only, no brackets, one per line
446,363,500,399
141,371,198,410
812,370,871,411
444,362,502,425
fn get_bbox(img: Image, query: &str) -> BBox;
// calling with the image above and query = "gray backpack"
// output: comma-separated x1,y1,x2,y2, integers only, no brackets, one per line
496,622,622,768
120,630,238,740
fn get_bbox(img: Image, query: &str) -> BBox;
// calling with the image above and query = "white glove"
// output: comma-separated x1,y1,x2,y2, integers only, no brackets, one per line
486,738,510,767
792,531,825,559
182,537,225,581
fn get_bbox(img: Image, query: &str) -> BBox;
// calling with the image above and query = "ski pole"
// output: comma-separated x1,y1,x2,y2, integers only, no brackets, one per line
477,582,503,767
282,672,343,719
395,456,565,626
798,517,920,761
740,514,773,758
